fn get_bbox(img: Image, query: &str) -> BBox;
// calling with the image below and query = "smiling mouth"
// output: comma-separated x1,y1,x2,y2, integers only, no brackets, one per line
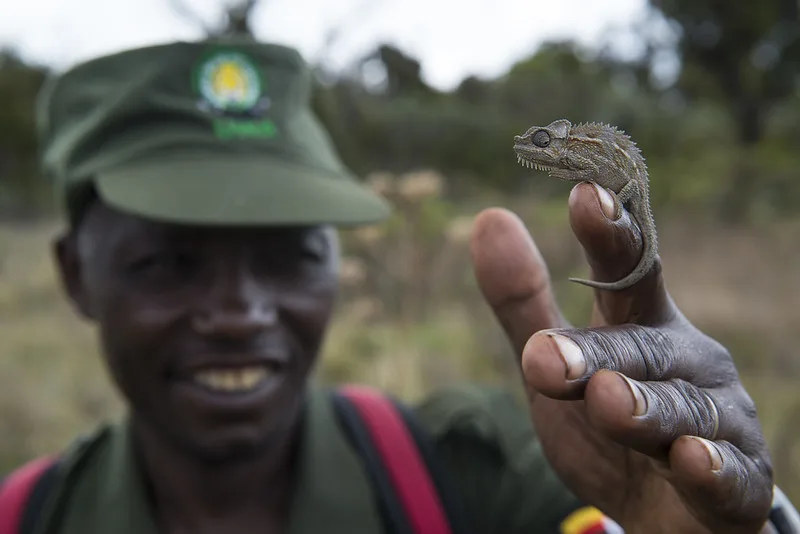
191,366,275,394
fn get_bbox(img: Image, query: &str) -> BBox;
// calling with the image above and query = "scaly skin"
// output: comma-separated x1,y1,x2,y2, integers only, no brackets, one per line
513,119,657,291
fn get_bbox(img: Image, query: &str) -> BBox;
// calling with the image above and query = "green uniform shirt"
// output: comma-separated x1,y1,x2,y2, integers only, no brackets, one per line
27,384,582,534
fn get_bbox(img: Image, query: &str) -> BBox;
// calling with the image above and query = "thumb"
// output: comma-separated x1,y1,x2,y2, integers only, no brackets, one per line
470,208,569,357
568,181,673,326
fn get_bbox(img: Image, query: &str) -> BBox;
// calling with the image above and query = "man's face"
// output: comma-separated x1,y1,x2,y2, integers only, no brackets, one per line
54,201,339,462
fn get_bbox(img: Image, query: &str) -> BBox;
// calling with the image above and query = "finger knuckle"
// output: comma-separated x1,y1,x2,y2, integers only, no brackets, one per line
735,386,759,420
683,329,739,386
621,325,676,379
651,380,717,438
565,325,676,381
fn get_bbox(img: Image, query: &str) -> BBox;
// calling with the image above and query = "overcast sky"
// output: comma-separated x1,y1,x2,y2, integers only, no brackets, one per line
0,0,654,90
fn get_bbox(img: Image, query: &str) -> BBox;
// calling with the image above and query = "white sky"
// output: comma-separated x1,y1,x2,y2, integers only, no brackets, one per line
0,0,653,90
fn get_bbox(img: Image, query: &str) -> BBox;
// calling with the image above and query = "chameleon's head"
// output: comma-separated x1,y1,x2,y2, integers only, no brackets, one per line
513,119,571,171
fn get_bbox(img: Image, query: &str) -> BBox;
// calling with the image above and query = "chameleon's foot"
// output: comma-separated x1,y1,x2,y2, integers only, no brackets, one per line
568,276,629,291
613,196,624,221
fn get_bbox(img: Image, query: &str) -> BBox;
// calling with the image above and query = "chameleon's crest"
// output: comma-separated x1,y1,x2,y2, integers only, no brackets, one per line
546,119,571,139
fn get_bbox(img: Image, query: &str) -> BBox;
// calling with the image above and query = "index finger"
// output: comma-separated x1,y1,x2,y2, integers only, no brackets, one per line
469,208,569,356
568,181,675,326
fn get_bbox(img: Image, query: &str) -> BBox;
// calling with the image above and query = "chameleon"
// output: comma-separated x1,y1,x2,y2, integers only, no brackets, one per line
512,118,657,291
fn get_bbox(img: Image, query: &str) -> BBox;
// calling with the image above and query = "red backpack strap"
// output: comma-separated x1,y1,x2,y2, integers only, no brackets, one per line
0,456,58,534
334,385,460,534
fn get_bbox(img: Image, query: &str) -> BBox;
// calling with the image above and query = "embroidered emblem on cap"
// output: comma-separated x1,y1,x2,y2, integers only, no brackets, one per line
196,51,268,113
193,49,277,140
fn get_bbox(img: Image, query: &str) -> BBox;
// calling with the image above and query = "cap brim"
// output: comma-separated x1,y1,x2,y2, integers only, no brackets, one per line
93,154,391,226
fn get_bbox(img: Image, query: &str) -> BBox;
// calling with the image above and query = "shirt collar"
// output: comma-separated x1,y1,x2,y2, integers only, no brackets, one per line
58,386,385,534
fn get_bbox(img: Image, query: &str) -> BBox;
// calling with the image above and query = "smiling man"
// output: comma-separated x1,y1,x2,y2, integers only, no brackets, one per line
0,37,797,534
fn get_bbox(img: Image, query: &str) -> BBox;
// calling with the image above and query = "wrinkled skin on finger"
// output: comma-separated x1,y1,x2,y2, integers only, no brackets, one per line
469,182,774,534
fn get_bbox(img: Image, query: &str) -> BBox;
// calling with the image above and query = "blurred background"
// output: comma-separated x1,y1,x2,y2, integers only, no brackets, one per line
1,0,799,501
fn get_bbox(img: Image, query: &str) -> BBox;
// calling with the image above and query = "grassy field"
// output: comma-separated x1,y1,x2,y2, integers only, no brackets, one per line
2,181,799,502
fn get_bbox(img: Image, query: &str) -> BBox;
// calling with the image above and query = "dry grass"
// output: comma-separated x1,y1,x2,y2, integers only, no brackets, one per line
1,182,799,502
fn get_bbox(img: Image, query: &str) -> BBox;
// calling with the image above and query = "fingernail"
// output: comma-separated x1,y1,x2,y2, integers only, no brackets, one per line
690,436,724,473
592,182,618,220
548,334,586,380
616,372,648,416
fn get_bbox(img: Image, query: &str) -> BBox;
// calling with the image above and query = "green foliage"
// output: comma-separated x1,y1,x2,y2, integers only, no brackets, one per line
643,0,798,220
649,0,799,108
650,0,800,144
309,34,797,222
0,49,50,216
0,11,797,222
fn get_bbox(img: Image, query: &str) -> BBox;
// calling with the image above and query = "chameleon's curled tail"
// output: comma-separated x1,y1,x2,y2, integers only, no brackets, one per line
568,206,658,291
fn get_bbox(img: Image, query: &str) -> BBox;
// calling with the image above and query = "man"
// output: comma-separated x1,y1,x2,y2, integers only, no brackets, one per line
1,37,794,533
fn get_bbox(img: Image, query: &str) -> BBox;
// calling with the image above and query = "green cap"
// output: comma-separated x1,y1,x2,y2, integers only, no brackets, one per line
36,38,391,226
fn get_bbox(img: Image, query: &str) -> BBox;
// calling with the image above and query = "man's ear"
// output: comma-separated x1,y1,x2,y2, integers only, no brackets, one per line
53,233,94,320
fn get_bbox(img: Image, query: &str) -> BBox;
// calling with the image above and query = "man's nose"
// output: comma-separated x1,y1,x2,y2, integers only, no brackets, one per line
192,265,278,337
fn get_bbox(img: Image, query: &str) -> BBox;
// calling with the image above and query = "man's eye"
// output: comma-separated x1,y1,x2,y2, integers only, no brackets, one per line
301,245,326,262
127,252,192,273
301,233,330,262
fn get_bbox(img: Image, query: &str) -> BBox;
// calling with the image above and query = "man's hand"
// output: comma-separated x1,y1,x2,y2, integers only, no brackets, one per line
469,182,774,533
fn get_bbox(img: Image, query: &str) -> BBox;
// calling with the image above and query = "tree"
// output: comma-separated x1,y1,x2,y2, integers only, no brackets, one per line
0,49,49,217
647,0,800,219
167,0,260,37
359,45,435,98
649,0,799,144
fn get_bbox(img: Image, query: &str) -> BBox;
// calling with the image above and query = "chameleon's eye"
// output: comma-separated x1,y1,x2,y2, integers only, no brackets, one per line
532,130,550,148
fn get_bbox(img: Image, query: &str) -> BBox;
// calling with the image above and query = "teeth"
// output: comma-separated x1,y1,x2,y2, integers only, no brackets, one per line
193,366,271,392
516,155,552,172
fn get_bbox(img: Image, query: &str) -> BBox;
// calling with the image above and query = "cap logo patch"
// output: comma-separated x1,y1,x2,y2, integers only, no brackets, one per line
193,49,278,140
197,52,261,112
